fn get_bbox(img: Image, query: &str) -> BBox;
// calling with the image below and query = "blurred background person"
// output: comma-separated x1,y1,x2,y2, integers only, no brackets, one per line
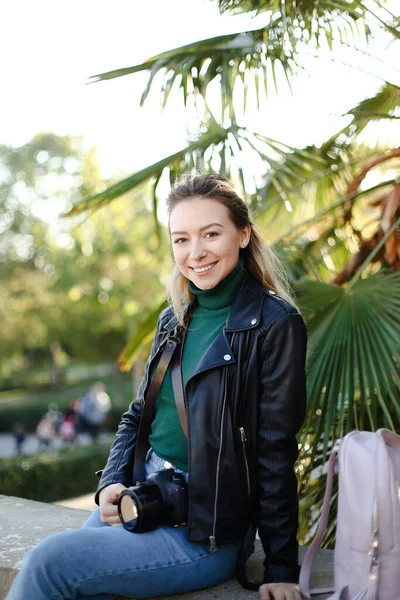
12,423,26,456
58,404,78,446
75,382,111,442
35,412,56,452
46,402,65,434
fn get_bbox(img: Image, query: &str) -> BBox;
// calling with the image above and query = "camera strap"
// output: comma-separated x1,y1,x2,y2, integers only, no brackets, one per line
170,324,188,438
133,336,179,483
133,309,191,484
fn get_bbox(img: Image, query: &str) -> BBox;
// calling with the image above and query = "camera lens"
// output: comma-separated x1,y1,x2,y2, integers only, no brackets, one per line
119,494,138,528
118,484,163,533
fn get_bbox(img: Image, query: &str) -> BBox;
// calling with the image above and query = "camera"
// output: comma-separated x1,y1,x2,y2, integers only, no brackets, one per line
118,468,188,533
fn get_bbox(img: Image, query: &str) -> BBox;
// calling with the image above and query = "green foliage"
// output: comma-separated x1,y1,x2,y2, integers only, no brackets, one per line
300,272,400,443
0,134,172,387
0,444,111,502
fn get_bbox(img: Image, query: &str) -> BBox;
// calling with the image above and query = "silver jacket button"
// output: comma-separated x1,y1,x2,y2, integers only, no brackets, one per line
251,318,257,325
223,354,231,361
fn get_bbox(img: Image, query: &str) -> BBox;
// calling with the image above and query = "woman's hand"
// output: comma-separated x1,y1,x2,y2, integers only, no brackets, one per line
99,483,127,525
259,582,302,600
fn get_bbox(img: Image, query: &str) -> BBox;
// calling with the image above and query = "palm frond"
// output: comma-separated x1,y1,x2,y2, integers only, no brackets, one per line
88,0,375,117
118,300,168,372
88,26,292,110
67,125,343,219
298,271,400,456
65,125,230,217
347,82,400,134
217,0,371,47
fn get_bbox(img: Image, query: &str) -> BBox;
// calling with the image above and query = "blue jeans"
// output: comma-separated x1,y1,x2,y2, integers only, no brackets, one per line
6,450,243,599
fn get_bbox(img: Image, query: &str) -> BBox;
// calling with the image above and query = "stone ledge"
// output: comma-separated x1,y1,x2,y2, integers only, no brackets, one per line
0,495,333,600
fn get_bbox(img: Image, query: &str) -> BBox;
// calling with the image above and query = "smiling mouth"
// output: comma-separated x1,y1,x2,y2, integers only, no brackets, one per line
191,262,217,274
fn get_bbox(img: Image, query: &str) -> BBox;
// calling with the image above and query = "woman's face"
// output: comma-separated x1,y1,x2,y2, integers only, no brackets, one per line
169,197,251,290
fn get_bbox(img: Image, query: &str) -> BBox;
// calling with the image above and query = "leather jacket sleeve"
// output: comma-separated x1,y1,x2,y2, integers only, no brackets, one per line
257,311,307,583
94,316,164,504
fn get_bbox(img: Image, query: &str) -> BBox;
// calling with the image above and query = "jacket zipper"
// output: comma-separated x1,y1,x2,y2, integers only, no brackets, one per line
209,372,228,552
209,333,235,552
239,427,250,495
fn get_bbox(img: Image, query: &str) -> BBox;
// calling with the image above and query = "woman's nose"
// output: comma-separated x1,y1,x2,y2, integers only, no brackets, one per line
189,240,206,260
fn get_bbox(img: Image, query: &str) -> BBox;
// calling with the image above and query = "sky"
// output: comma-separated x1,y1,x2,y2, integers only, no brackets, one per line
1,0,399,181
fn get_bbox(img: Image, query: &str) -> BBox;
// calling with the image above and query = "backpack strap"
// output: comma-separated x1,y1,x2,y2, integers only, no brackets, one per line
235,521,261,591
299,443,339,599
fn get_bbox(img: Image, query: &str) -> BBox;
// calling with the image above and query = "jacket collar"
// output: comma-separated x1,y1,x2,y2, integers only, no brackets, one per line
225,273,264,332
162,274,264,334
162,301,190,333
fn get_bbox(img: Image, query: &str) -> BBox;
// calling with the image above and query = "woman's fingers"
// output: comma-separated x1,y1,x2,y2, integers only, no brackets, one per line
259,583,271,599
99,483,127,525
259,582,302,600
101,512,122,525
100,502,122,525
100,501,119,518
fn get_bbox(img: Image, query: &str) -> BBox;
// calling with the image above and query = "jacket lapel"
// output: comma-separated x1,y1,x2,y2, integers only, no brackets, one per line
187,275,265,382
225,274,264,332
160,274,264,383
188,328,236,382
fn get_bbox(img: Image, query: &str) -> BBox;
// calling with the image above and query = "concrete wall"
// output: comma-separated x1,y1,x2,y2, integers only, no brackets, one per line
0,495,334,599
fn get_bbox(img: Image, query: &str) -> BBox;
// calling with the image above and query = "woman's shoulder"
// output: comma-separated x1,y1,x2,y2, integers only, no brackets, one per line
232,273,304,334
156,305,175,330
259,287,304,332
263,288,299,315
158,304,174,321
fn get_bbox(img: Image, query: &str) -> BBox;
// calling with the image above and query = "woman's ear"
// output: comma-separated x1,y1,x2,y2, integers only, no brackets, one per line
240,224,251,249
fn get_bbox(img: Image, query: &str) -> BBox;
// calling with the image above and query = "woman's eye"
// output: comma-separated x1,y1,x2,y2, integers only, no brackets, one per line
173,238,187,244
204,231,218,239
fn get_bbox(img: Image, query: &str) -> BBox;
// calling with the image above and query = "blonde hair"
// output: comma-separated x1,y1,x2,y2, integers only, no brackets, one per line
166,173,298,324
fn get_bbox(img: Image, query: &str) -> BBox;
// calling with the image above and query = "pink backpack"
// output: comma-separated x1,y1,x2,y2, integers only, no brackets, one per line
300,429,400,599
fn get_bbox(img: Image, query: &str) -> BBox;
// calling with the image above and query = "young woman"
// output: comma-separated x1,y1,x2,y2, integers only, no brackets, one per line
6,174,307,600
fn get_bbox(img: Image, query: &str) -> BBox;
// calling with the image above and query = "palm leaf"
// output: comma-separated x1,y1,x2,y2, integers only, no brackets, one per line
347,82,400,134
67,125,341,219
88,0,373,115
88,26,292,110
65,125,230,217
298,271,400,456
118,300,168,372
217,0,372,47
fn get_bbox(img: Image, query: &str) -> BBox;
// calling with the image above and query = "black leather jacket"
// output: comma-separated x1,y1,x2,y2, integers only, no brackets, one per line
96,274,307,583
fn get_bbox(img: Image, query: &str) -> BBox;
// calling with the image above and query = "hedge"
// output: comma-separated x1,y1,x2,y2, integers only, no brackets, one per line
0,373,134,433
0,403,123,434
0,443,112,503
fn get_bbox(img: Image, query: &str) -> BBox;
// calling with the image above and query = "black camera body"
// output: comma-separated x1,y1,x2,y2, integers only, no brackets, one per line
118,468,188,533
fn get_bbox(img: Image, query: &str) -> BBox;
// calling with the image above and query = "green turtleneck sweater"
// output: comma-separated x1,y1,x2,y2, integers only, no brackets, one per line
148,262,245,470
